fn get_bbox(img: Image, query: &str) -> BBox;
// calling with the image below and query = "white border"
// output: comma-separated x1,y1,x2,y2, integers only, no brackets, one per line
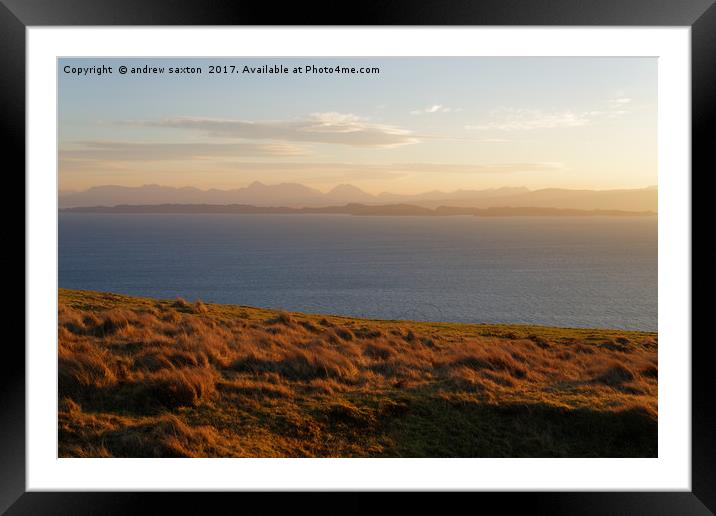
27,27,691,491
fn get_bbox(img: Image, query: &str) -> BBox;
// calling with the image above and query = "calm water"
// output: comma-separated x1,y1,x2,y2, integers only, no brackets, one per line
58,214,657,331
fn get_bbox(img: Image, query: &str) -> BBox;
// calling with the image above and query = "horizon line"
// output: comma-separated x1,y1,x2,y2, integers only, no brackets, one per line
59,182,660,196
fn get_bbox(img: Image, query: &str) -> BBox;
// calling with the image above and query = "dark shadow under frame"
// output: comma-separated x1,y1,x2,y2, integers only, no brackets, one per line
4,0,712,513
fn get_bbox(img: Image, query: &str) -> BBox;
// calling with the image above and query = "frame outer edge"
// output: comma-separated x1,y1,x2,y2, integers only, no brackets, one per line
692,1,716,514
1,0,715,26
1,0,27,514
10,0,711,512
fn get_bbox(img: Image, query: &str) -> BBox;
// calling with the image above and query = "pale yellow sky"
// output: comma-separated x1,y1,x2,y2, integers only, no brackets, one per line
59,57,657,194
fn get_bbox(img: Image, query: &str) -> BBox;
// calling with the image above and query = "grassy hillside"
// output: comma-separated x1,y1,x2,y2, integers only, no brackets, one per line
58,289,658,457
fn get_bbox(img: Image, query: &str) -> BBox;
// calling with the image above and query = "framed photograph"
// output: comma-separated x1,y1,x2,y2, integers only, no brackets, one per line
8,0,710,513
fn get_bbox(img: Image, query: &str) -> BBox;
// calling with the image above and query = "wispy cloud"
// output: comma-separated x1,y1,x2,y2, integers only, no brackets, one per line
466,97,633,131
131,113,419,148
221,161,564,176
610,97,632,106
603,97,632,117
465,109,590,131
410,104,459,115
60,140,306,162
392,162,565,174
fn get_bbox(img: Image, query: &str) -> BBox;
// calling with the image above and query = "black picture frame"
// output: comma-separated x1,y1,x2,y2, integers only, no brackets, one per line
5,0,710,514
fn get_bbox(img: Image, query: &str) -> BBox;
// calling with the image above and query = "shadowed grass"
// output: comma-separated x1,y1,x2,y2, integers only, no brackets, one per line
58,288,657,457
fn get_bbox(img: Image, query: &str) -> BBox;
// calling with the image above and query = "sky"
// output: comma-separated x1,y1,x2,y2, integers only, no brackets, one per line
58,57,657,194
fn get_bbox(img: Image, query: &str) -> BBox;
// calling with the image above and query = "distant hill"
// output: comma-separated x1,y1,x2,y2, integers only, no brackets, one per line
59,182,658,212
61,203,655,217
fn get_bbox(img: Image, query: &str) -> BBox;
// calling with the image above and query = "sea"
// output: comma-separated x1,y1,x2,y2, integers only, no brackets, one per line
58,213,657,331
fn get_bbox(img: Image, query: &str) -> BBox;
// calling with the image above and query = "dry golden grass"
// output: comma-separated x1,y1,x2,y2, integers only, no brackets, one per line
58,289,658,457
